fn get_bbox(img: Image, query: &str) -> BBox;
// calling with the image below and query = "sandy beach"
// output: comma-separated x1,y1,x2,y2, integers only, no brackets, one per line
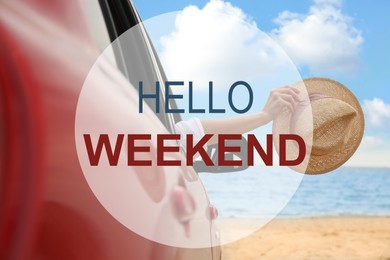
221,217,390,260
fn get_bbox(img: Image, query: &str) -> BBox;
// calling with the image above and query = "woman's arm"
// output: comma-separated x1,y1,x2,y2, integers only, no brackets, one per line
200,86,300,144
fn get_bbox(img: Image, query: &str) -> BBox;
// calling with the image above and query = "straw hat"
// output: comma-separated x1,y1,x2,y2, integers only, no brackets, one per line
272,78,364,174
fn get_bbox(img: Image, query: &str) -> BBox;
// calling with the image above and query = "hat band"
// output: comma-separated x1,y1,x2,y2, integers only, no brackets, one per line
290,93,331,134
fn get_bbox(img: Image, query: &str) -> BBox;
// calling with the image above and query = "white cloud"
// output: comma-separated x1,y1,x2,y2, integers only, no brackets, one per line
271,0,363,73
159,0,293,91
346,147,390,167
361,136,384,149
363,98,390,127
347,134,390,167
348,98,390,167
157,0,363,92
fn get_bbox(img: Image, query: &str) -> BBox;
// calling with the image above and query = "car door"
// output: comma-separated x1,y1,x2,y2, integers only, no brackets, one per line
94,0,220,258
0,0,219,259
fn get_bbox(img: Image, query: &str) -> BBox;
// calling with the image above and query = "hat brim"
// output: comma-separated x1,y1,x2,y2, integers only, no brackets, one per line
272,78,365,174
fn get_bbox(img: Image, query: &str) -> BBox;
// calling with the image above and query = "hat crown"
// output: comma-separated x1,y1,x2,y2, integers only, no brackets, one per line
310,98,357,156
273,77,364,174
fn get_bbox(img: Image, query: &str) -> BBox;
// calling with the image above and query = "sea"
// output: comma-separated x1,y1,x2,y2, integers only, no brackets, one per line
199,167,390,218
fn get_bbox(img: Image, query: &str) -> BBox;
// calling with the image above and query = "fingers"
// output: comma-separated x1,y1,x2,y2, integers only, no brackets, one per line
279,94,298,111
274,86,301,101
270,85,301,112
281,85,300,93
270,95,294,112
261,85,302,120
279,98,294,112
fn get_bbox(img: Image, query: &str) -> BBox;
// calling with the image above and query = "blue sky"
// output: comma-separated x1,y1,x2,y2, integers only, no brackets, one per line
133,0,390,167
134,0,389,100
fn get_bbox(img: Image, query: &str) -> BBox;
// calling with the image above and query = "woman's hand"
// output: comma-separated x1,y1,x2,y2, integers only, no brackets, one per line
261,85,301,123
200,85,301,144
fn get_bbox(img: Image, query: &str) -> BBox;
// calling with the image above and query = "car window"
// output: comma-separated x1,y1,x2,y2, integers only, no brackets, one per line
82,0,117,68
82,0,178,133
83,0,111,52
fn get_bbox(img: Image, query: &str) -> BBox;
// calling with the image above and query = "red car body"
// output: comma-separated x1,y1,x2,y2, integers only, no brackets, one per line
0,0,220,259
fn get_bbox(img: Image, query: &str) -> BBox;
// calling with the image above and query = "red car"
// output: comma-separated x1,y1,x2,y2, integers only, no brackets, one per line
0,0,221,259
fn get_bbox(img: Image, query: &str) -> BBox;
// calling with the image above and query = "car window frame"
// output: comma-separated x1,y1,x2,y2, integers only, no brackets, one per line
97,0,181,133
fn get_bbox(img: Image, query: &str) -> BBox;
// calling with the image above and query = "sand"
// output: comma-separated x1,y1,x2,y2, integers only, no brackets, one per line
221,217,390,260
